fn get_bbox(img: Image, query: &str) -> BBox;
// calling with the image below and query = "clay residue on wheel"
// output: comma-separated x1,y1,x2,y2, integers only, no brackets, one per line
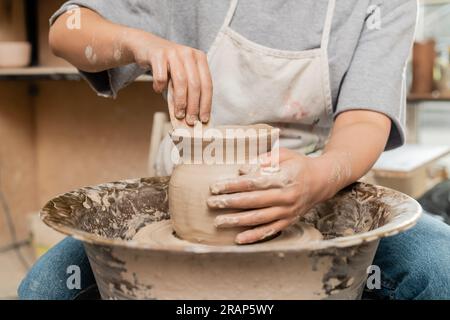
83,180,392,242
302,183,392,239
40,177,419,300
41,177,170,240
131,183,393,247
42,178,391,244
78,178,170,239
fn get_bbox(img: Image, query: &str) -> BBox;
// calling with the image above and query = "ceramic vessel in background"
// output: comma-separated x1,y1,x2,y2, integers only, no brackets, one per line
169,124,279,245
0,41,31,68
411,40,436,94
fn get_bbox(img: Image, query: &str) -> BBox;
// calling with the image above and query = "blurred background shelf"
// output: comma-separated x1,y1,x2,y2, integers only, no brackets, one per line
0,66,79,81
421,0,450,4
0,67,153,82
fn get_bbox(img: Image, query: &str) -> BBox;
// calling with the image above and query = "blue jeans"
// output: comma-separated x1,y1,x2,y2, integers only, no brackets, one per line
18,214,450,300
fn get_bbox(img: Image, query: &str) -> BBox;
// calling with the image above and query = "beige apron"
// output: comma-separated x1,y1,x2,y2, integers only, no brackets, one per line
156,0,335,176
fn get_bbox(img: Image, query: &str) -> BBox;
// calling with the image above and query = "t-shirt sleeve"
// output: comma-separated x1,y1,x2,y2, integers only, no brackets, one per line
50,0,169,98
335,0,417,150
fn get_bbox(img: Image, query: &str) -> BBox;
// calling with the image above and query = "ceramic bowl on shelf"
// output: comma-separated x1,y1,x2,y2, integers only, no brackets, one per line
0,41,31,68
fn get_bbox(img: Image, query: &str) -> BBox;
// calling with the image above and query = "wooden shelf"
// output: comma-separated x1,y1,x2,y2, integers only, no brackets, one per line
0,67,80,81
420,0,450,5
0,66,153,82
1,69,447,101
407,93,450,102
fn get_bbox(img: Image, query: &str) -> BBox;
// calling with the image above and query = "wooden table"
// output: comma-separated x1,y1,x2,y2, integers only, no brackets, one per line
369,144,450,198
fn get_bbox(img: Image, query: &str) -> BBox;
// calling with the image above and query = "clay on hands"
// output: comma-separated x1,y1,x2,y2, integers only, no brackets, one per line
208,148,324,244
169,124,280,245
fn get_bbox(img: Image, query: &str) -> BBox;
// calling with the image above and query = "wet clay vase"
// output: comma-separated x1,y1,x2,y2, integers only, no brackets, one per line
169,124,279,245
0,41,31,68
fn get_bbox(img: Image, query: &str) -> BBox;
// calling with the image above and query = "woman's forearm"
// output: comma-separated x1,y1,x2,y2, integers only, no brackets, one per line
49,7,213,125
311,110,392,202
206,110,392,244
49,8,138,72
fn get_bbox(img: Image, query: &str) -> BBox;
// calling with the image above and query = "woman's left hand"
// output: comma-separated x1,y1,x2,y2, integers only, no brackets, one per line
207,148,330,244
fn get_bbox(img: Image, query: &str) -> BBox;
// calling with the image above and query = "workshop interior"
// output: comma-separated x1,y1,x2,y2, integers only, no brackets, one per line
1,0,450,301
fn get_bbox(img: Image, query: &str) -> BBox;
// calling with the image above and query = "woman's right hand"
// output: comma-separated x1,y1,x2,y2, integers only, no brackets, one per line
50,8,211,125
126,30,213,125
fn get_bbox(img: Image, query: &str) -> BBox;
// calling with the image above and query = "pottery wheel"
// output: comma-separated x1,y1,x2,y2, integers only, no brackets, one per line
132,220,323,249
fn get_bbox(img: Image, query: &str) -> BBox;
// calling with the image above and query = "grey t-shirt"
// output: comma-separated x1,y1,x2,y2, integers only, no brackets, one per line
51,0,417,150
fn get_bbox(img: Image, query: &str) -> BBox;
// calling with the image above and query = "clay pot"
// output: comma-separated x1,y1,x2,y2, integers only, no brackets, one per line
169,124,279,245
0,41,31,68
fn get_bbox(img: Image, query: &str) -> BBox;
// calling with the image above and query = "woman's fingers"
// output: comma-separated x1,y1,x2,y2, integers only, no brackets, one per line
207,187,296,210
210,171,291,195
182,49,201,125
215,206,292,228
168,51,188,119
238,165,260,176
195,50,213,124
258,148,296,167
210,149,299,195
150,50,168,93
145,45,211,125
235,217,298,244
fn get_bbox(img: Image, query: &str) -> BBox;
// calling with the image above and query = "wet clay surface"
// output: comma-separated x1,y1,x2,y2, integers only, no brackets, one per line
132,220,323,248
42,177,170,240
302,183,392,239
169,124,279,245
133,182,391,247
41,178,421,300
43,178,392,245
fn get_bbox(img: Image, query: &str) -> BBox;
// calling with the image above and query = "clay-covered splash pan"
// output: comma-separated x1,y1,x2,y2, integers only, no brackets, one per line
41,177,421,300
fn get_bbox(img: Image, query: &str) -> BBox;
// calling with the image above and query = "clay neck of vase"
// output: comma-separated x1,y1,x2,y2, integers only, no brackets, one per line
170,124,279,165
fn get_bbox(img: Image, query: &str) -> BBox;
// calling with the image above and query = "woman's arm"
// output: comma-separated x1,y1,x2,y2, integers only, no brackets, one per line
312,109,391,202
49,8,212,125
49,8,134,73
207,110,391,244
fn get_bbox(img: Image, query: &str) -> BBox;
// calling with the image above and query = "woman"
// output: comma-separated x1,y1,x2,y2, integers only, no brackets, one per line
19,0,450,299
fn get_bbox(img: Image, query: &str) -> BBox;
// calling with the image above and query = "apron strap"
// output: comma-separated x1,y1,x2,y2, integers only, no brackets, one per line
321,0,336,51
222,0,239,29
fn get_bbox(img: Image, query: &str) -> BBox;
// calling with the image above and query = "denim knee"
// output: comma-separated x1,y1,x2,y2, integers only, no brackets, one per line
374,214,450,300
400,216,450,299
18,237,96,300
